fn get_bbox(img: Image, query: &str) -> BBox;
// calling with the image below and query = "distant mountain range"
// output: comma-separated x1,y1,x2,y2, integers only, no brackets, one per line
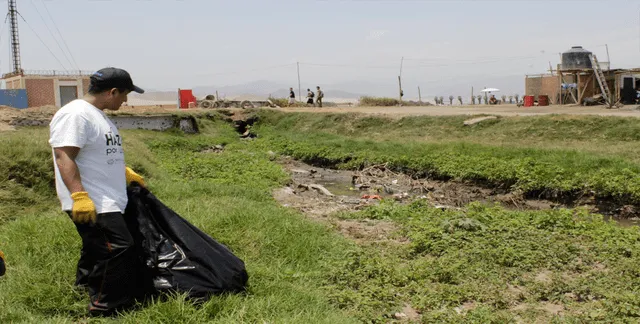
131,75,526,103
192,80,365,100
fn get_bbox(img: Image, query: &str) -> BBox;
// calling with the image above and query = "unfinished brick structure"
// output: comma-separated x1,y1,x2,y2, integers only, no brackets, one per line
2,72,91,107
525,74,562,103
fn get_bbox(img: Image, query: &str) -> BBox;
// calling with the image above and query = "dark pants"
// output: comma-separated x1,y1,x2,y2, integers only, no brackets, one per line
68,211,141,315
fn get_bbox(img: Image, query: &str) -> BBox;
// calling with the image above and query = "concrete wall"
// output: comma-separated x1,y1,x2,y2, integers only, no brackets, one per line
3,75,24,90
82,79,90,95
18,76,89,107
111,115,198,133
2,75,90,107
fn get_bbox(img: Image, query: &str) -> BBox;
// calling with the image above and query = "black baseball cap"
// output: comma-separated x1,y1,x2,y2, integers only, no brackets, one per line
90,67,144,94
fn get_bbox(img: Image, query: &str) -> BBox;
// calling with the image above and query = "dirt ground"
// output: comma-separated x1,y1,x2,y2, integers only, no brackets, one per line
272,159,640,244
3,103,639,132
283,104,640,118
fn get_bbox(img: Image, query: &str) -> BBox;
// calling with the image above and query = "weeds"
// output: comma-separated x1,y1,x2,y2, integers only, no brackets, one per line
3,112,640,323
0,122,358,323
358,96,400,106
254,121,640,204
328,200,640,322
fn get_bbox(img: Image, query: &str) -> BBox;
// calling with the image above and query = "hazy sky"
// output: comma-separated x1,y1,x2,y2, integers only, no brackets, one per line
3,0,640,96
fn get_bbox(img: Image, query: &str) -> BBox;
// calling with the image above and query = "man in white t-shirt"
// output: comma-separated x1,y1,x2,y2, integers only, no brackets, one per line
49,67,146,316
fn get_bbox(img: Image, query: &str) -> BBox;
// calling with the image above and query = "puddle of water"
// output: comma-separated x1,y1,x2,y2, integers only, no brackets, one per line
603,215,640,228
315,179,364,197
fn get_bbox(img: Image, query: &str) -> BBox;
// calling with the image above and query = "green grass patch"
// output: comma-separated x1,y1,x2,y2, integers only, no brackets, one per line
328,200,640,322
256,111,640,164
0,121,359,323
254,112,640,203
358,96,400,106
3,112,640,322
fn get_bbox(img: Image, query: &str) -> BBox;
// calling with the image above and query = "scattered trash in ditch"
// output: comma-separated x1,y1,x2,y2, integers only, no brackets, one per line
274,158,640,229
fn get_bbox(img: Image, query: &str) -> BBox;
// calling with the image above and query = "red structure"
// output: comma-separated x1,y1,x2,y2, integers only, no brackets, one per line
178,89,196,109
523,95,535,107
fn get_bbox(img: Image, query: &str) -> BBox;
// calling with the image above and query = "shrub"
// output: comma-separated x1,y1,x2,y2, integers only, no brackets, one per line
358,96,399,107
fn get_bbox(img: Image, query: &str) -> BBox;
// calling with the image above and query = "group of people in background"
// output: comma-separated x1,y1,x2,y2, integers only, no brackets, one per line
433,94,521,106
289,86,324,107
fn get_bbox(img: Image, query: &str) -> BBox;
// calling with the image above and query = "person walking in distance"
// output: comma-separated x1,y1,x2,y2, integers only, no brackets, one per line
316,86,324,108
288,87,295,106
48,67,147,316
306,88,315,106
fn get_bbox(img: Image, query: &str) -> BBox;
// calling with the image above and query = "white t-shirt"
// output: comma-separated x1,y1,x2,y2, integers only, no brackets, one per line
49,99,127,214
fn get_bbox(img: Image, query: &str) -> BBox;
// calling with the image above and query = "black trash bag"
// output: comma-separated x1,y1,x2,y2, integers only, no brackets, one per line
0,252,5,276
124,184,249,301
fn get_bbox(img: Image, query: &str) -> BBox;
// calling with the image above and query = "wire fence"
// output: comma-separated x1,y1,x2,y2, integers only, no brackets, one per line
2,70,94,78
22,70,94,76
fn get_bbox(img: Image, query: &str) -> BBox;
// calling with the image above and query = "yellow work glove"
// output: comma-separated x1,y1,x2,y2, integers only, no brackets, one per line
125,167,145,187
70,191,97,224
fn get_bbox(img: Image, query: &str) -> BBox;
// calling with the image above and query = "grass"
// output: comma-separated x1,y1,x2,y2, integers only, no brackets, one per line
255,111,640,203
328,200,640,322
256,111,640,164
358,96,400,107
3,111,640,322
0,119,359,323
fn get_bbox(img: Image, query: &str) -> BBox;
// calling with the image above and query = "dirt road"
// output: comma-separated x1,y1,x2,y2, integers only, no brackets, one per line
283,104,640,117
3,104,640,132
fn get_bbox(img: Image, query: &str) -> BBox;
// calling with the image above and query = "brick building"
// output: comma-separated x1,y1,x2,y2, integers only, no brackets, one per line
525,71,618,105
2,71,91,107
525,74,563,104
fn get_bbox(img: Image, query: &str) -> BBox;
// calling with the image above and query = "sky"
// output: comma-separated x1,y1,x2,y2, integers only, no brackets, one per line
2,0,640,98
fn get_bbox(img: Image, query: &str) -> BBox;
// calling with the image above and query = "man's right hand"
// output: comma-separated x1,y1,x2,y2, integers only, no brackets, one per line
70,192,97,224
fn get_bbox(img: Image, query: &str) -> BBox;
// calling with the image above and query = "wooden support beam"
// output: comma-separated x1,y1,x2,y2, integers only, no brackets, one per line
577,73,584,104
565,73,578,104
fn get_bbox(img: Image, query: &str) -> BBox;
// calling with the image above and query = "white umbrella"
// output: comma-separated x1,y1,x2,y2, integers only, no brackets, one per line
481,88,500,93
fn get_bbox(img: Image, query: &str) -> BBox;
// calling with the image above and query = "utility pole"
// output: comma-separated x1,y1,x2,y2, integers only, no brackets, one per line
418,86,422,105
471,86,474,105
398,57,404,105
605,44,611,71
398,76,402,106
8,0,22,74
297,62,301,102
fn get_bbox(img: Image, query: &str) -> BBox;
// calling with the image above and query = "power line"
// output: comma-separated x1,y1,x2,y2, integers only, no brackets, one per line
17,12,68,71
40,0,80,71
298,55,546,70
299,62,398,69
192,63,296,77
28,0,75,71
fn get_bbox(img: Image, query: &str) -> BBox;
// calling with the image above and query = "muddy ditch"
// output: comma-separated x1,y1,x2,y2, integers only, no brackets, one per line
272,159,640,230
